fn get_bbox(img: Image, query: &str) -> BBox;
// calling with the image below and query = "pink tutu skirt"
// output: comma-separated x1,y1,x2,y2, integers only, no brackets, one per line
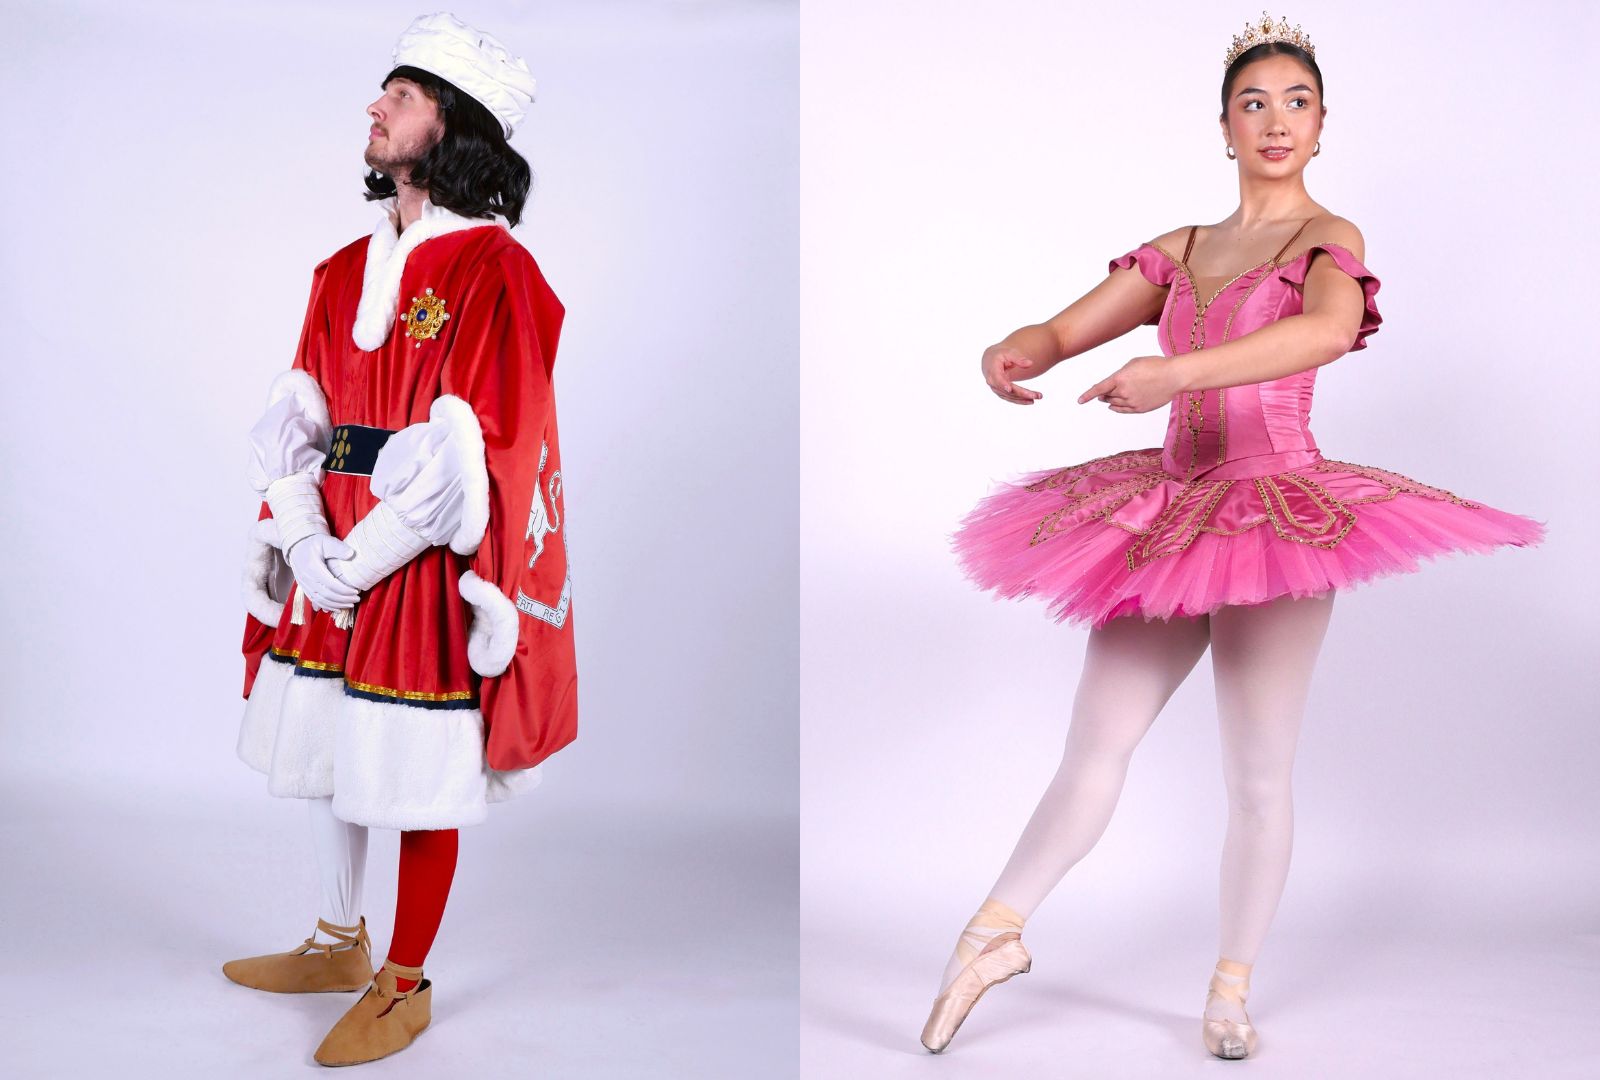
951,448,1545,628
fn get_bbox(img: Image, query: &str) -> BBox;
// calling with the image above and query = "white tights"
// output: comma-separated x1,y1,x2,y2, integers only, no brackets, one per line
307,794,369,939
967,593,1335,988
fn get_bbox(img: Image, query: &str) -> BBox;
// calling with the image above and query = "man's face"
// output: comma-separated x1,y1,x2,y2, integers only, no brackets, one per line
365,77,444,178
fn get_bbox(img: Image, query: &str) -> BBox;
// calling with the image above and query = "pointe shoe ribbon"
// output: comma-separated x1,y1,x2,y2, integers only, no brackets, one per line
314,958,433,1066
920,935,1032,1053
1202,957,1259,1059
221,916,374,993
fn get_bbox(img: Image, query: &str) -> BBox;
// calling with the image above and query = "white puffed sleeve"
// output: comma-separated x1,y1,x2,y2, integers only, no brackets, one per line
367,394,489,555
246,370,333,494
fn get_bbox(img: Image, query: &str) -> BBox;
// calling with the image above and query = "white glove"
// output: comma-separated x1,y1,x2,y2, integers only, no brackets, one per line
263,471,331,555
327,501,430,593
323,395,487,593
286,532,360,611
267,467,358,612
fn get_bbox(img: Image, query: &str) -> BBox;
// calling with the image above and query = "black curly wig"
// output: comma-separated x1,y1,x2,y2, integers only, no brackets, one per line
363,65,533,228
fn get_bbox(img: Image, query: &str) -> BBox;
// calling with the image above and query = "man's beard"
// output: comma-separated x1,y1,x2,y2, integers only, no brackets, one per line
365,133,437,181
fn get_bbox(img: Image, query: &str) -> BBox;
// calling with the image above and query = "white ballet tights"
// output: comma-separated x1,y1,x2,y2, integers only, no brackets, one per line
1205,593,1334,1021
958,593,1335,1015
985,609,1214,917
307,794,369,941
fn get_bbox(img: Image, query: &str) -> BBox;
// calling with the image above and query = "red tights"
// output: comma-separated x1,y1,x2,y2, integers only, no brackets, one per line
388,828,459,992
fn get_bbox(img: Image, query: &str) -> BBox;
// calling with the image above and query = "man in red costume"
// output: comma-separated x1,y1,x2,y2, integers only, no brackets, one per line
222,12,576,1066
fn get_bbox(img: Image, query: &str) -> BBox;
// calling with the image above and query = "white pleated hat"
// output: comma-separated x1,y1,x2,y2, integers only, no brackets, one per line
391,12,537,138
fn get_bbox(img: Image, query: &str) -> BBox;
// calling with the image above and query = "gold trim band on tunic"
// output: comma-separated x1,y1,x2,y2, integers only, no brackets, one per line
342,676,476,703
268,645,473,703
270,644,343,673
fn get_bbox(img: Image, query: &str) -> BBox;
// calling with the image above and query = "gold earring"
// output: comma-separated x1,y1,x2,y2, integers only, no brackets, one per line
1312,141,1321,156
1225,145,1237,160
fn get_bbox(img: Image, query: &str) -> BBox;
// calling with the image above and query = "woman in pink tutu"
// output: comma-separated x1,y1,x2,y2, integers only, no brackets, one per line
920,12,1544,1061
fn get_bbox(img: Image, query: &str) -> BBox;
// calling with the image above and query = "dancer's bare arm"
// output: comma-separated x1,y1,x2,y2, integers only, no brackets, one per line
982,227,1184,405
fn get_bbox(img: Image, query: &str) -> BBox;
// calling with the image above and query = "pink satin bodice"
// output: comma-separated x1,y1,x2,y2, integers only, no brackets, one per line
1108,237,1382,483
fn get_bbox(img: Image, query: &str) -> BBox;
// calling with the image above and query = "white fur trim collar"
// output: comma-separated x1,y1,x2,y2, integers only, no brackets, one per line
351,197,506,351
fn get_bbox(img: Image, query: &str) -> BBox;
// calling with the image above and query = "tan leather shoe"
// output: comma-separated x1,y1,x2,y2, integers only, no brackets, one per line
313,959,432,1067
222,917,374,993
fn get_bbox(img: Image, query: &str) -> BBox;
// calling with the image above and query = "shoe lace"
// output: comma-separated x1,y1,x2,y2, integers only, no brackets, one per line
373,959,426,1016
293,917,368,960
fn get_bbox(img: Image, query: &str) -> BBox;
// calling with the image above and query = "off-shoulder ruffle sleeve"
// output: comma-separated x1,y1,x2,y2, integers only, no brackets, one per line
1276,243,1382,352
1108,244,1176,326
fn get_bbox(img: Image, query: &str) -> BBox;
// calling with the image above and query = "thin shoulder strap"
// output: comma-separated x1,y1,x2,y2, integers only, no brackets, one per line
1272,218,1314,263
1181,225,1198,261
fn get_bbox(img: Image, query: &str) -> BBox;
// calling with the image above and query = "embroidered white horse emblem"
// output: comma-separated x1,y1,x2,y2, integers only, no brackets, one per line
525,440,563,569
518,439,571,628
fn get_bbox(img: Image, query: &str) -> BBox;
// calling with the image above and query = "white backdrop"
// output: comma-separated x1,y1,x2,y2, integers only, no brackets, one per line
2,2,798,1076
3,0,797,818
800,1,1597,1076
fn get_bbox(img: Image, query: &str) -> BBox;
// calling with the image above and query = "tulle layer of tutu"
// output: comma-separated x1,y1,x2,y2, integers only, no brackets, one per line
952,448,1546,628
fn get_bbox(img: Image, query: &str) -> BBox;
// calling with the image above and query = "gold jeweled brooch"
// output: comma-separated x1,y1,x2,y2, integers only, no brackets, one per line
399,287,450,347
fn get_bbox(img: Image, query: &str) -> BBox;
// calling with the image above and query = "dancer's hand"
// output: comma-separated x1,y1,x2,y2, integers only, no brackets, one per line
982,345,1043,405
1078,356,1180,413
285,533,360,612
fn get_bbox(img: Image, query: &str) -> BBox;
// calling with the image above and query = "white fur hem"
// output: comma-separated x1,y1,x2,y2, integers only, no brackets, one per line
429,394,490,556
352,198,505,351
241,517,289,627
239,660,540,828
266,369,331,434
238,655,290,775
330,695,541,829
458,569,518,677
238,659,341,799
487,764,542,803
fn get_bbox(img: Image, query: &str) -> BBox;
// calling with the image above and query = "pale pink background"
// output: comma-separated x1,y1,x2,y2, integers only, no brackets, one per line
800,1,1597,1076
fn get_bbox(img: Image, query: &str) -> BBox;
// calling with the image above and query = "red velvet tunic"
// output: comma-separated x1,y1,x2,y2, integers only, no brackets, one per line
242,223,577,773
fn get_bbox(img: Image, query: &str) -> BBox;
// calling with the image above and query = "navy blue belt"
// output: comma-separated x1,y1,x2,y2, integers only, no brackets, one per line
324,424,397,476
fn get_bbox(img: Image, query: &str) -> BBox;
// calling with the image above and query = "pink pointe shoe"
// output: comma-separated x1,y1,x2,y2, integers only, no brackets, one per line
919,934,1032,1053
1202,957,1259,1059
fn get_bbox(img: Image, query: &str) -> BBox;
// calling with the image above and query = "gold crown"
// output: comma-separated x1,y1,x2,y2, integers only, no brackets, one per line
1225,10,1315,67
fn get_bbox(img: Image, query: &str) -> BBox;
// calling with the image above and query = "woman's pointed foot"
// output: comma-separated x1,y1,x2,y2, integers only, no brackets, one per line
1201,957,1259,1059
920,934,1032,1053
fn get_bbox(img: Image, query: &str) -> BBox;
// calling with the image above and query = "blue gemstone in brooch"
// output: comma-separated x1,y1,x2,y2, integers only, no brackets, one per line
399,286,450,347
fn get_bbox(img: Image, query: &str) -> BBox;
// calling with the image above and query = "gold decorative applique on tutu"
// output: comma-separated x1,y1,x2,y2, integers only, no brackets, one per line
399,287,451,346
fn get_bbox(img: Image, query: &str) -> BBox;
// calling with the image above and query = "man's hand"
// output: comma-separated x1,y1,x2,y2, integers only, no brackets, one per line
327,501,431,594
285,533,359,611
1078,356,1182,414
